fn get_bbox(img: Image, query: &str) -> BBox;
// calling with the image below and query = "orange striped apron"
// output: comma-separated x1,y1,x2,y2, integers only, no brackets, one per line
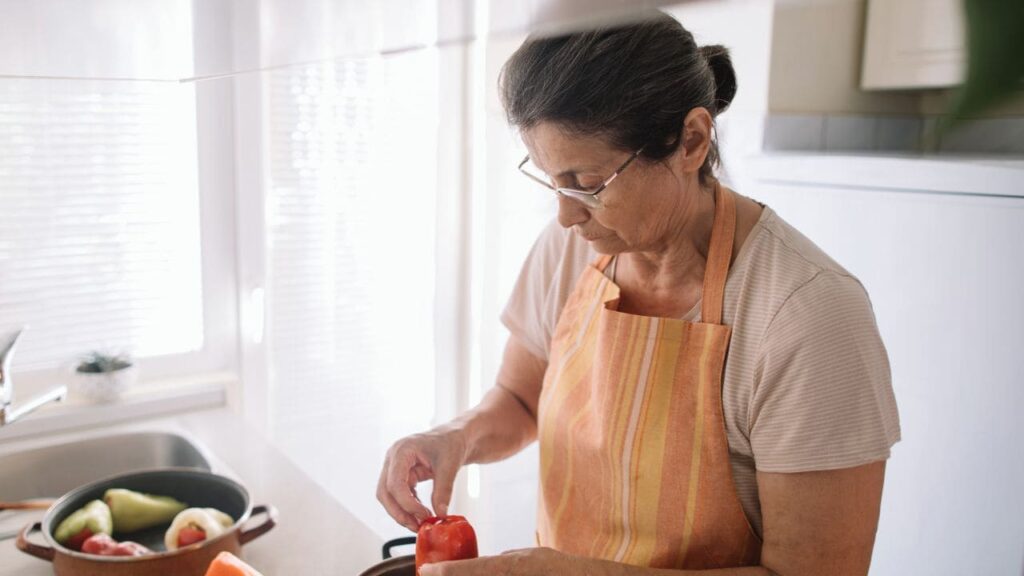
536,184,761,569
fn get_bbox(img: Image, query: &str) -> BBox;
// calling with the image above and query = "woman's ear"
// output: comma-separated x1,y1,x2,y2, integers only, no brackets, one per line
676,107,713,174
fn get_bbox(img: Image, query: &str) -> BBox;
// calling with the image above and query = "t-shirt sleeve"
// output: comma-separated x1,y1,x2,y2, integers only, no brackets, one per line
749,271,901,473
500,220,568,361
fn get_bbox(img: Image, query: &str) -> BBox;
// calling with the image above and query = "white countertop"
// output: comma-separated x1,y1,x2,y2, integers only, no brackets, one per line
0,408,387,575
748,153,1024,198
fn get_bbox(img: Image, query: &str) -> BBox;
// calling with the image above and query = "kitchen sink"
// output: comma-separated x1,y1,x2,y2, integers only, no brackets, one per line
0,431,216,574
0,431,211,502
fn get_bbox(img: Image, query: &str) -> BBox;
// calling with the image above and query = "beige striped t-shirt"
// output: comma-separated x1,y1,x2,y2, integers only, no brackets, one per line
501,204,901,537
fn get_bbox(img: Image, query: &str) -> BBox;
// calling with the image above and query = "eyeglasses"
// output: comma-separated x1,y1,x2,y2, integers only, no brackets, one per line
517,148,643,209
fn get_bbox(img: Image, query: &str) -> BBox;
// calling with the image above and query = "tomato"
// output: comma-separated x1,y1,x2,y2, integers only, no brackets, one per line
81,533,117,555
80,533,152,557
110,541,152,556
415,516,478,575
177,526,208,548
65,528,94,552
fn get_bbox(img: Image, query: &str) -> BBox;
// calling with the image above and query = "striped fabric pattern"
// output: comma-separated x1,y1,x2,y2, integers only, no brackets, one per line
536,185,762,570
537,263,759,569
504,203,901,538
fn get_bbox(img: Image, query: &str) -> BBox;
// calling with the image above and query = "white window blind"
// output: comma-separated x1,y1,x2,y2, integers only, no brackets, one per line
264,52,438,537
0,78,203,370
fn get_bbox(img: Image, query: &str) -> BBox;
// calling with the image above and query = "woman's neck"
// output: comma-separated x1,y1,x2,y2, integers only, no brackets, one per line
620,183,717,296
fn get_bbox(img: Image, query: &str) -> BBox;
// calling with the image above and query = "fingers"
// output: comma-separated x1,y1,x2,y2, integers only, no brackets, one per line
431,429,468,517
377,442,434,530
378,485,420,532
387,450,434,521
376,461,420,532
419,563,443,576
430,458,458,517
420,556,517,576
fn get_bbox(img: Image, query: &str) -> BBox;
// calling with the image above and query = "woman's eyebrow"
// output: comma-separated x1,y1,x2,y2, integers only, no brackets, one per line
554,164,604,178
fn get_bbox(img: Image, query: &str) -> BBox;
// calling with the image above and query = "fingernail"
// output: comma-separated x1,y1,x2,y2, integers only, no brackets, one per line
420,565,436,576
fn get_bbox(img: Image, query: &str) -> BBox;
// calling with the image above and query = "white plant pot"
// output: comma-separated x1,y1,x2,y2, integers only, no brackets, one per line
72,364,138,403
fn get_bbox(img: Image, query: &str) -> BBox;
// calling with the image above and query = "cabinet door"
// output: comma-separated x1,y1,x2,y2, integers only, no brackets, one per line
751,183,1024,575
862,0,965,89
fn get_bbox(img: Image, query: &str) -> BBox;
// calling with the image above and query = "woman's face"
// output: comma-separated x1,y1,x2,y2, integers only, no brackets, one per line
522,122,703,255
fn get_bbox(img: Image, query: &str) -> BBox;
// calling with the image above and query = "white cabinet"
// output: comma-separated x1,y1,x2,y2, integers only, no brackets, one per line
749,157,1024,575
861,0,966,89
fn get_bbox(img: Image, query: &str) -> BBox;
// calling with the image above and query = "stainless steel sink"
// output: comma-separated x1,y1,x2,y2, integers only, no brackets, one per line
0,431,214,573
0,431,211,501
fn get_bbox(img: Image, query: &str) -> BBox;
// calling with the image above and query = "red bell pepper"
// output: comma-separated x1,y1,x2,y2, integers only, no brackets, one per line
415,516,478,575
178,526,208,548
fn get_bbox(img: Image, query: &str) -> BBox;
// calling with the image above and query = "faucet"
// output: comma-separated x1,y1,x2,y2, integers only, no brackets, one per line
0,327,68,426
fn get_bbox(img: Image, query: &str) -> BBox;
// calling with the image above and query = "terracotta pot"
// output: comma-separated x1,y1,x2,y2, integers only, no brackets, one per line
16,468,276,576
359,536,417,576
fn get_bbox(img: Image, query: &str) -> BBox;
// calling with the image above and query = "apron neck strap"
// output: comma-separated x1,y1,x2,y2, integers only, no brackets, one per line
701,182,736,325
588,183,736,324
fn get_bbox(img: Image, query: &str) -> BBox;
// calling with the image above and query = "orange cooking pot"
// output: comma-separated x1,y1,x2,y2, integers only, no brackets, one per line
16,468,276,576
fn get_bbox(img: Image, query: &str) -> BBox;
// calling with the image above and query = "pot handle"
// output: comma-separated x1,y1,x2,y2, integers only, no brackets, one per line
239,504,278,545
15,522,56,562
383,536,417,559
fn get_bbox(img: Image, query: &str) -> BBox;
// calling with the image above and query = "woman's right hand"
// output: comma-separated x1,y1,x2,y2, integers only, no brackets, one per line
377,428,468,532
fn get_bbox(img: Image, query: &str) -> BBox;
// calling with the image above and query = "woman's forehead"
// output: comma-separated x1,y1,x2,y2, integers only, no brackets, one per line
523,124,619,176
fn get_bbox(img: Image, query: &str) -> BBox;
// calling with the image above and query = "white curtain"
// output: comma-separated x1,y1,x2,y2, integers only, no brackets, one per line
263,50,439,537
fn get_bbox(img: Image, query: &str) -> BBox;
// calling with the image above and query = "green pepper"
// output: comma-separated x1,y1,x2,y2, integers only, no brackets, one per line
104,488,187,533
54,499,113,550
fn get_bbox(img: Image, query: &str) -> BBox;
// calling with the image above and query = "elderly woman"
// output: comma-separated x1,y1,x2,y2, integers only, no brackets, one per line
378,11,900,576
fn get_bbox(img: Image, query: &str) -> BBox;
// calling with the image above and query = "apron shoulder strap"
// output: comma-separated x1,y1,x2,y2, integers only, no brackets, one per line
701,183,737,325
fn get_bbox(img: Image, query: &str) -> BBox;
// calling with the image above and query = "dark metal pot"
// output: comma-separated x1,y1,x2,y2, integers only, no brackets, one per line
359,536,417,576
16,468,276,576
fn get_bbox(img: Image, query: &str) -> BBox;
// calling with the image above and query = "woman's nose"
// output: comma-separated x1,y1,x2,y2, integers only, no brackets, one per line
557,195,590,229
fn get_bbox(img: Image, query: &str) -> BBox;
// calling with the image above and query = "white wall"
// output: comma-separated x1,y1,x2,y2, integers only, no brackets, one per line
749,156,1024,576
0,0,192,80
769,0,920,115
664,0,775,195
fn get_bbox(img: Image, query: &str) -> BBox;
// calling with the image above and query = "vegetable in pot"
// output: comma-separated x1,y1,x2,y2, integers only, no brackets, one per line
81,533,153,557
415,516,478,576
204,551,264,576
103,488,187,533
165,507,234,551
53,499,113,551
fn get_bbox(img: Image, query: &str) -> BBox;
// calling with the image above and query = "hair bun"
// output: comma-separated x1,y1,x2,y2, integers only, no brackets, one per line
699,44,737,114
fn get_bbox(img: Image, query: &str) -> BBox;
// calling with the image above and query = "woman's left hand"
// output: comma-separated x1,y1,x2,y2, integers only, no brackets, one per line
419,547,578,576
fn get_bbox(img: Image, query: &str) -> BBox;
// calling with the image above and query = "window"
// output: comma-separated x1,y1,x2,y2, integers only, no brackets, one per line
0,78,204,372
262,51,439,535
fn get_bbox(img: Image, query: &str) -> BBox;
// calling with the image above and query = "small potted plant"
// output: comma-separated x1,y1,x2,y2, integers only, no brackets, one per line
73,351,137,403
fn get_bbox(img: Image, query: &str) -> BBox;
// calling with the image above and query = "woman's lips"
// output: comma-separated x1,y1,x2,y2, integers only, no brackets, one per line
573,226,608,242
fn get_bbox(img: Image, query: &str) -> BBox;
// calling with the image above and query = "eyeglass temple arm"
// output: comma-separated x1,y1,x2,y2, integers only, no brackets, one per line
518,156,557,190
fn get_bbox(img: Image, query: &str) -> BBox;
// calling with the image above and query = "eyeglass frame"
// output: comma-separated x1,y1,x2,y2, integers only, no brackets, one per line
517,148,644,209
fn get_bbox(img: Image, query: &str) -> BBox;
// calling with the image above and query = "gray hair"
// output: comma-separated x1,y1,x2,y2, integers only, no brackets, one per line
499,11,737,185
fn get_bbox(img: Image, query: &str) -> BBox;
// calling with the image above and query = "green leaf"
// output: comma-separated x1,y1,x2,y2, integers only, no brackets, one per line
943,0,1024,130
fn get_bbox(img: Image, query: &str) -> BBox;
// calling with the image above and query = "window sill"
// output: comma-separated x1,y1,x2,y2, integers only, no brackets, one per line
0,371,233,443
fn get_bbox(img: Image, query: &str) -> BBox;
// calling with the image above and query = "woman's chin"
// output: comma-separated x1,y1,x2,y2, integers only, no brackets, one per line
586,236,621,253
